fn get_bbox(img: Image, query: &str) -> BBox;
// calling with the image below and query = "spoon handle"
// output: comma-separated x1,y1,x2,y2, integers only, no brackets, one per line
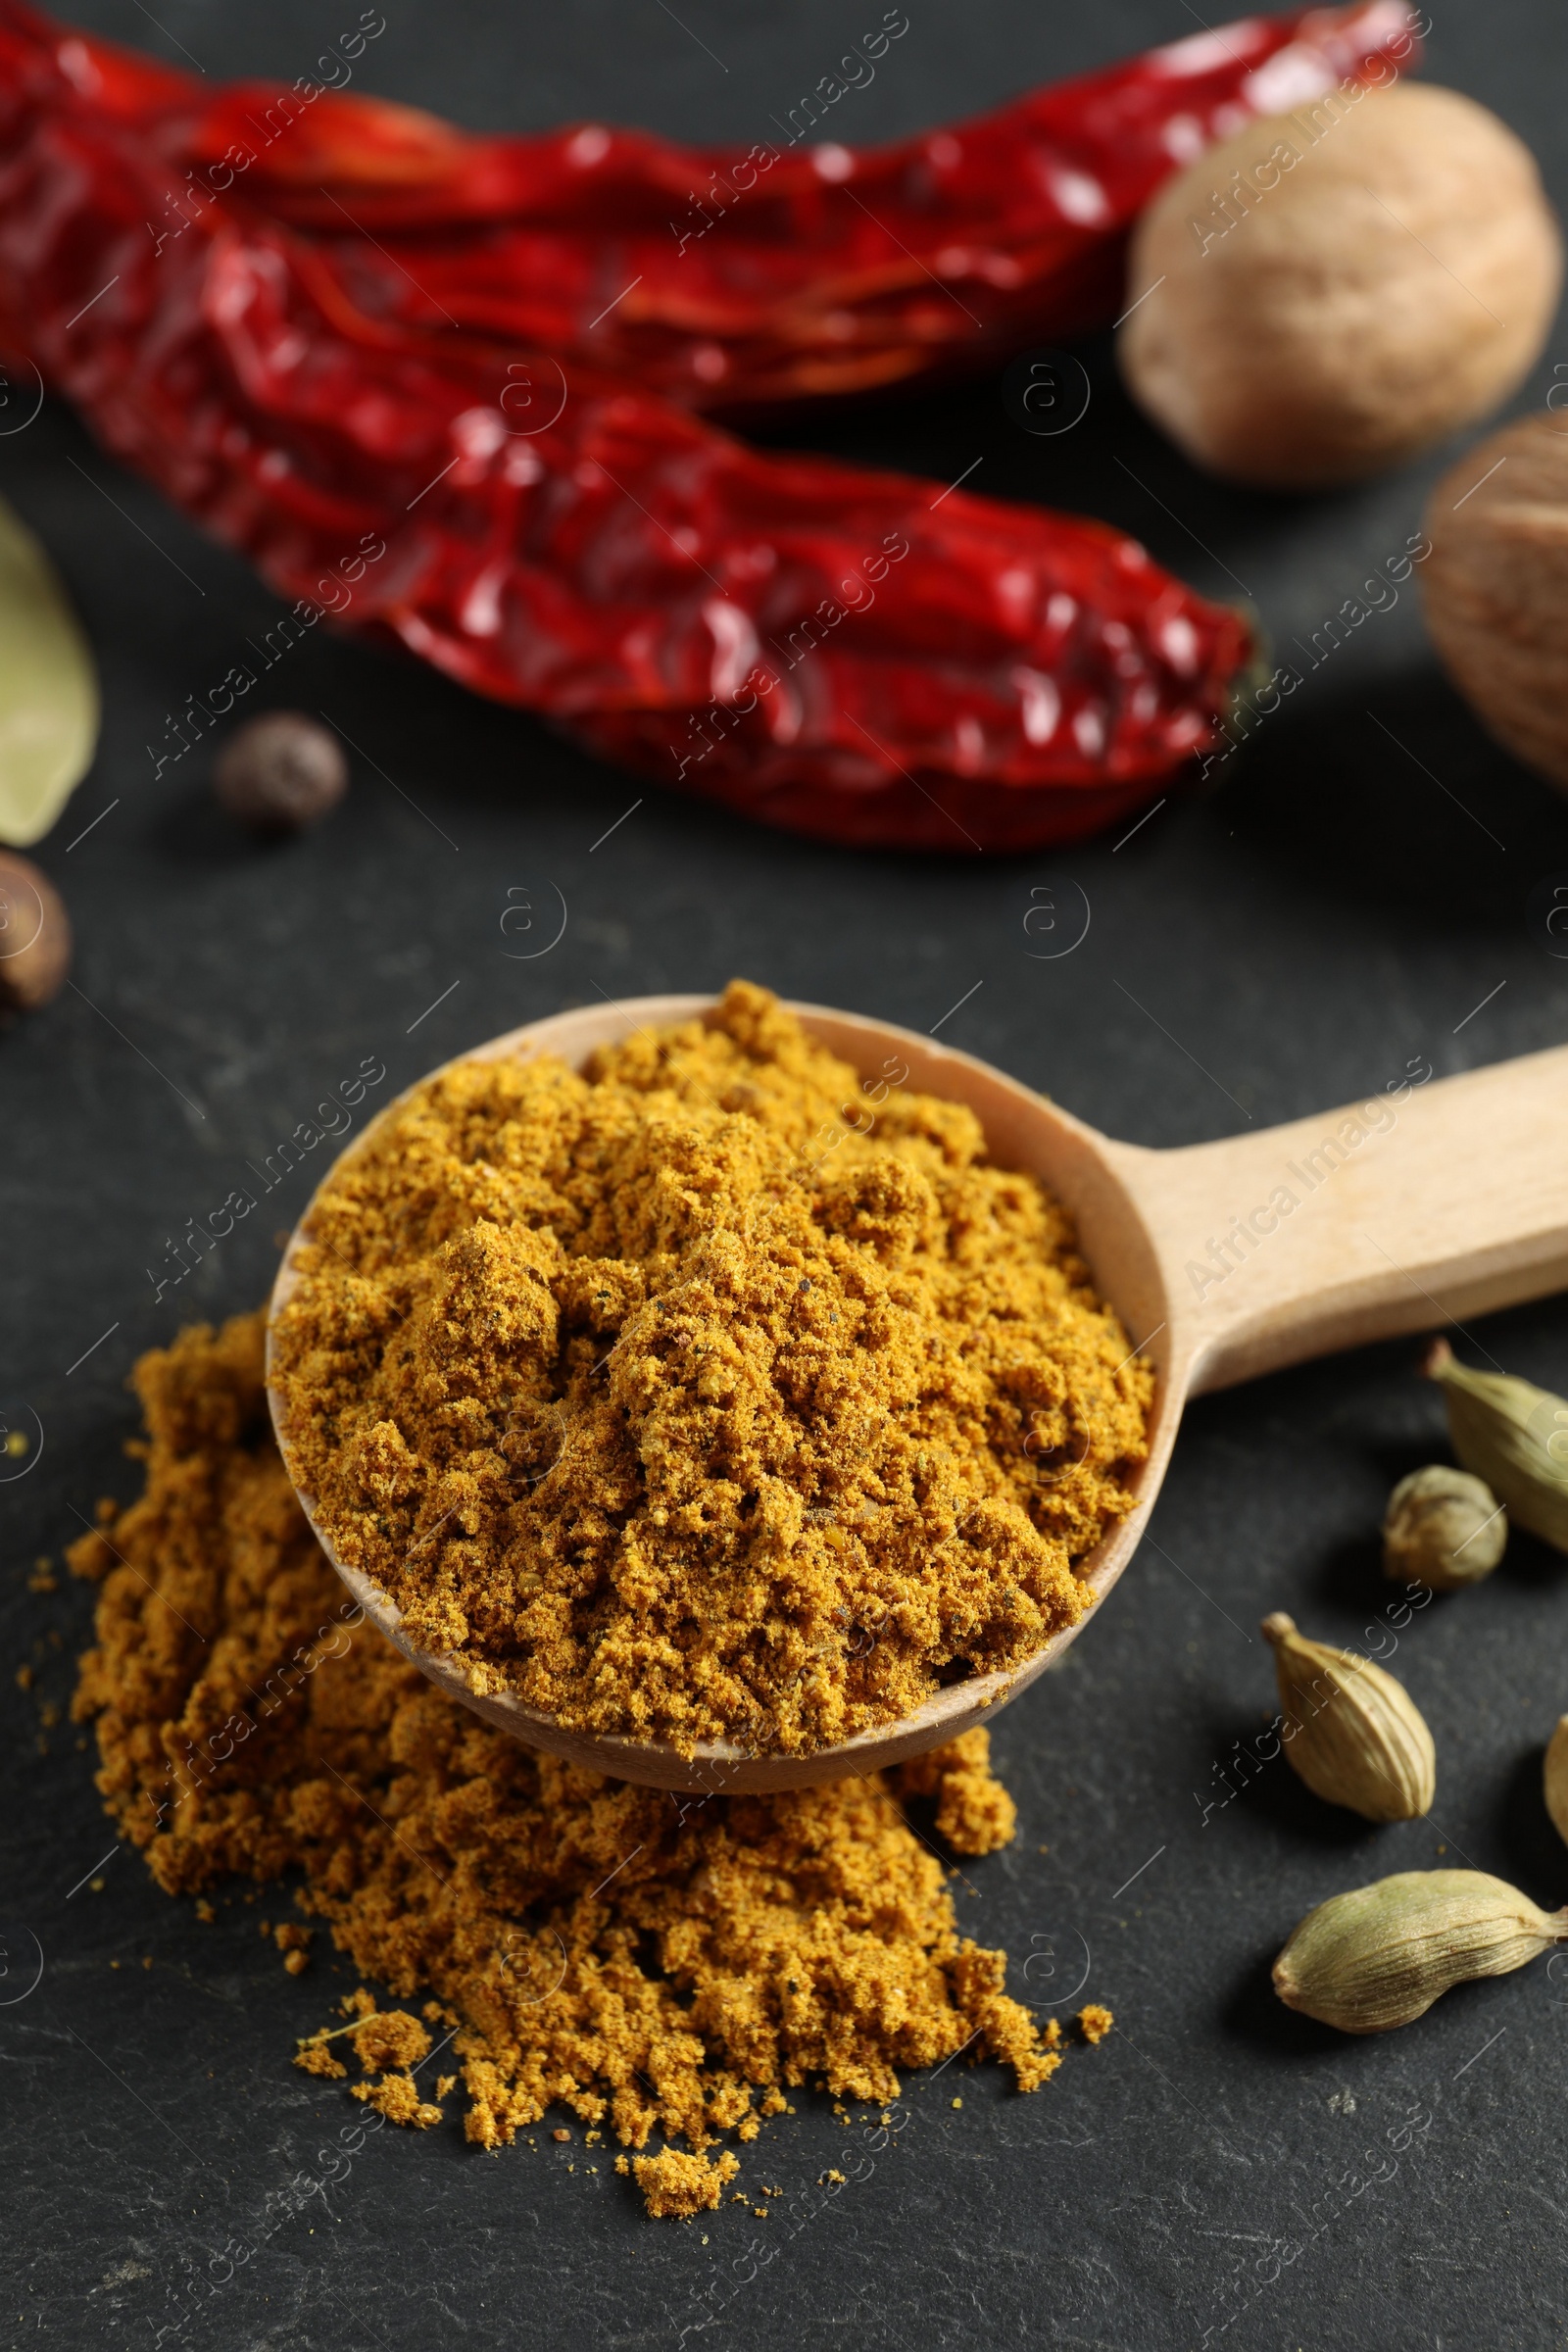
1105,1042,1568,1395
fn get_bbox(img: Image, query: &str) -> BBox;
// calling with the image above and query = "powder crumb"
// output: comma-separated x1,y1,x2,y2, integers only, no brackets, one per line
890,1729,1017,1854
15,1665,31,1690
951,2097,963,2109
553,2129,571,2143
88,1877,104,1894
436,2075,458,2100
1076,2004,1114,2045
194,1899,215,1924
630,2149,740,2219
274,1924,314,1976
822,2169,846,2186
294,2043,347,2082
68,1309,1088,2219
754,2208,768,2220
270,982,1152,1758
351,2012,431,2074
352,2073,443,2129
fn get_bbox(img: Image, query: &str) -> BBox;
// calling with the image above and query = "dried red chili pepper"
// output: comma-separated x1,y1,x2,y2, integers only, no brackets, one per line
44,0,1418,413
0,2,1252,853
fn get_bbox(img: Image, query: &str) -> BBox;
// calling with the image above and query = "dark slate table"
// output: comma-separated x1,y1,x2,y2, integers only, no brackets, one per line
5,3,1568,2346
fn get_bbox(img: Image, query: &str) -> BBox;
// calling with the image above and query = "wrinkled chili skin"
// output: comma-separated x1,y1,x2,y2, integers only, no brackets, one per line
0,9,1251,852
41,1,1421,413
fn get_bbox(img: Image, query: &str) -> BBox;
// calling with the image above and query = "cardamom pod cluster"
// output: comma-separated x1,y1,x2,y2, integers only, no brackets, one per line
1383,1463,1506,1591
1261,1611,1436,1822
1424,1338,1568,1555
1544,1716,1568,1849
1273,1869,1568,2034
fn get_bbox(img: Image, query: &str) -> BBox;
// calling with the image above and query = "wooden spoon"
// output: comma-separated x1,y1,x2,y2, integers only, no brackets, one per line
267,995,1568,1794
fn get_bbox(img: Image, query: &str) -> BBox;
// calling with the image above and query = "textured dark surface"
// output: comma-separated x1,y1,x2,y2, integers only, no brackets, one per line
4,3,1568,2347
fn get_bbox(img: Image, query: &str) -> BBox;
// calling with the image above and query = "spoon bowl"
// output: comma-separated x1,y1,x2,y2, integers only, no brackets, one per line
268,994,1568,1792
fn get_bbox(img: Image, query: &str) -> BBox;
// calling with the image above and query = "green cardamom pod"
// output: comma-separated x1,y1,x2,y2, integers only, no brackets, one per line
1424,1338,1568,1555
1261,1611,1435,1822
1274,1869,1568,2034
1544,1716,1568,1850
1383,1464,1505,1591
0,491,99,848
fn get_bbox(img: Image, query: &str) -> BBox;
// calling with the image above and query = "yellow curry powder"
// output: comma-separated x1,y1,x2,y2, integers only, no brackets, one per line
269,981,1152,1755
68,1313,1114,2218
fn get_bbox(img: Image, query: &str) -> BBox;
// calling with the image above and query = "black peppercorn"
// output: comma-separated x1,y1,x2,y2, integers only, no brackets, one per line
213,712,347,833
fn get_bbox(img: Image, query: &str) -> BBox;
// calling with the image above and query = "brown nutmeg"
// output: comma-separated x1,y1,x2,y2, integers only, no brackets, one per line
213,711,348,833
1119,84,1562,489
1423,413,1568,793
0,851,71,1015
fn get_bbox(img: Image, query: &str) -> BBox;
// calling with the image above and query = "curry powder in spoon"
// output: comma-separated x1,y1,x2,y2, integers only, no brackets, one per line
269,982,1152,1755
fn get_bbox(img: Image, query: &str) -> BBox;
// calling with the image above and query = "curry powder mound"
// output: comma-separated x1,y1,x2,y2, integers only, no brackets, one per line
69,1313,1108,2216
269,981,1152,1755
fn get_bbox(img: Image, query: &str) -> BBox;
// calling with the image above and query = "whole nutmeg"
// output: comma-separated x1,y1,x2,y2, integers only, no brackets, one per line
1383,1464,1506,1592
1423,413,1568,793
0,850,71,1016
213,711,348,833
1119,84,1562,489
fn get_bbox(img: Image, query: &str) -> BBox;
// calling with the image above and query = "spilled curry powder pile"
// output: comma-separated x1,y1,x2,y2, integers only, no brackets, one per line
70,1314,1112,2219
270,980,1152,1754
